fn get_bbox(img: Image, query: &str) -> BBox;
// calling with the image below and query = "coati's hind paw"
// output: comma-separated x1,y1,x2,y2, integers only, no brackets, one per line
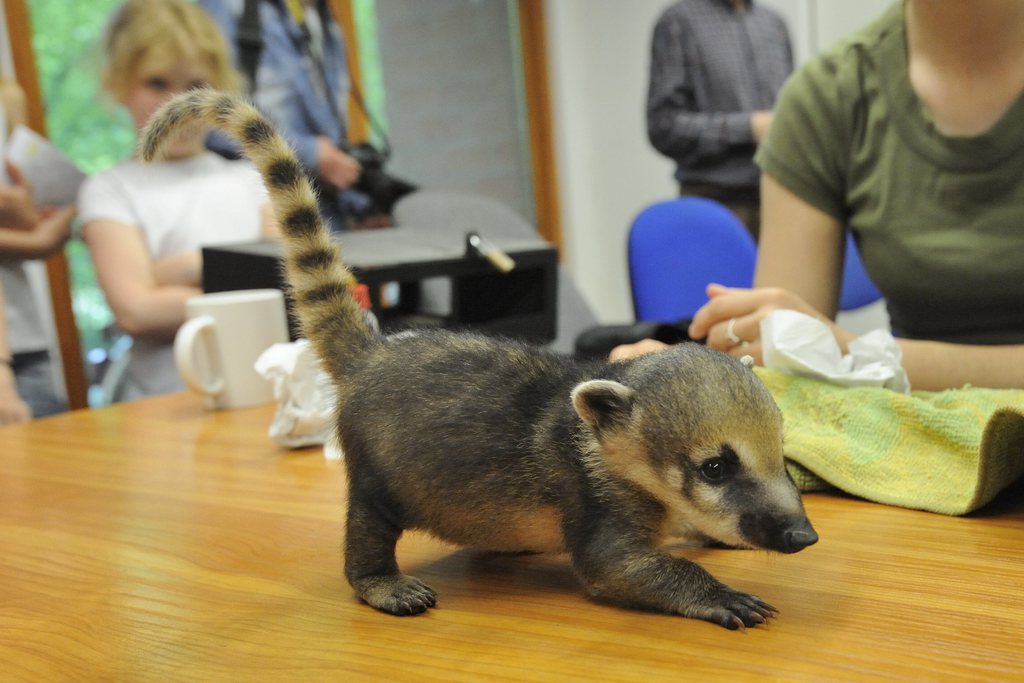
682,586,777,630
355,574,438,616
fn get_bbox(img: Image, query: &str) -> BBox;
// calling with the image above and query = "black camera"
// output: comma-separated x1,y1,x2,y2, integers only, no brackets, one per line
341,142,418,215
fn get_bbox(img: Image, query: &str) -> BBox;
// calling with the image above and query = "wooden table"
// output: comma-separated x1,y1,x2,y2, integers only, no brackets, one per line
3,394,1023,681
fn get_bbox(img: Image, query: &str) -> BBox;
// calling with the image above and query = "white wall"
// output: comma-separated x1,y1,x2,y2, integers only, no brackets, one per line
547,0,891,322
545,0,674,322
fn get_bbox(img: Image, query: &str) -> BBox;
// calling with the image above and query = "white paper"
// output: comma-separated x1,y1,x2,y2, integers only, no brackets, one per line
255,310,383,456
255,339,337,451
4,124,85,206
761,310,910,393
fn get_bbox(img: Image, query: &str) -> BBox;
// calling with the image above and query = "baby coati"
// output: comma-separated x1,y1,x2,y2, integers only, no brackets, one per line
142,89,818,630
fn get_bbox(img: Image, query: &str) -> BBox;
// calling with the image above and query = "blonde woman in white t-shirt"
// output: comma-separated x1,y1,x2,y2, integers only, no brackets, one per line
79,0,278,399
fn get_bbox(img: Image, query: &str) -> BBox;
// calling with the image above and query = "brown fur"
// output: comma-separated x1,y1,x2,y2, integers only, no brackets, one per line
142,89,818,630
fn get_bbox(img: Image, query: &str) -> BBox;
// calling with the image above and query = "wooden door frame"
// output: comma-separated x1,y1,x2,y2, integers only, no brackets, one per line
3,0,89,410
330,0,562,252
516,0,562,251
327,0,369,143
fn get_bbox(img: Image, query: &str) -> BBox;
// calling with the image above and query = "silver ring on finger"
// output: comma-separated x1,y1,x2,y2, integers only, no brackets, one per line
726,317,743,345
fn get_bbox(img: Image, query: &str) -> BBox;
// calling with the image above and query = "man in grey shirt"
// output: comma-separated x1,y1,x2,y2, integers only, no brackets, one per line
647,0,792,238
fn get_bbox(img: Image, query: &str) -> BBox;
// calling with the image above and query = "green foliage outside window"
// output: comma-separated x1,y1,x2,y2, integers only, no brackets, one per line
28,0,132,375
351,0,389,148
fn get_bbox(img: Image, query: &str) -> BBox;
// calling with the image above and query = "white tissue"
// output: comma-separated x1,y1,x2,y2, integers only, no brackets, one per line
254,339,338,455
761,310,910,393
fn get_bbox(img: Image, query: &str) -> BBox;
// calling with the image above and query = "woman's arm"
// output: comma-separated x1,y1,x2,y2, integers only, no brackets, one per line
0,281,31,424
615,174,1024,389
0,205,75,260
83,219,200,339
896,341,1024,391
0,161,41,231
687,174,849,351
151,203,277,287
753,175,845,315
150,250,201,288
612,175,848,362
692,175,1024,390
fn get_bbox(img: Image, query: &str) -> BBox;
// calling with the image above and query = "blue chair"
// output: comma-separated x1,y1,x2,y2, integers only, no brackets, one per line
627,198,881,323
628,197,756,322
839,233,883,310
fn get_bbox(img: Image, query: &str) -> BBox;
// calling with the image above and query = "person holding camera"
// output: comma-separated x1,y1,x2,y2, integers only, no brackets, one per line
200,0,413,231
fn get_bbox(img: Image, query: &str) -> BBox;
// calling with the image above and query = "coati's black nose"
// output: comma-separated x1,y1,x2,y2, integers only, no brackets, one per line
781,524,818,553
740,513,819,553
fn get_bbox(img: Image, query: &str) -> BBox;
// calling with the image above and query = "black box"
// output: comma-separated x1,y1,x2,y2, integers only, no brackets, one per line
202,225,558,343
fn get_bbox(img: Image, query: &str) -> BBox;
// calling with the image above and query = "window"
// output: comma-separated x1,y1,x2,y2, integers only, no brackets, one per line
29,0,131,404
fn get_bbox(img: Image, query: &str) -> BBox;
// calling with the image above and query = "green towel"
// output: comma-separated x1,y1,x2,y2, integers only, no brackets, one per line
754,368,1024,515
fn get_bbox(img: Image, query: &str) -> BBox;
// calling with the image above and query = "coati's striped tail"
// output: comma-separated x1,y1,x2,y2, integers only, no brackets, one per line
140,88,374,383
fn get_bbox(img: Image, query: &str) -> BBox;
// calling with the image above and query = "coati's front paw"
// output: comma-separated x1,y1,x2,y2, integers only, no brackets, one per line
681,586,777,630
355,574,438,615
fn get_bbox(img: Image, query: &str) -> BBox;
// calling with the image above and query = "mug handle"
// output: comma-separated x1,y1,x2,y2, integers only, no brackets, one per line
174,315,225,396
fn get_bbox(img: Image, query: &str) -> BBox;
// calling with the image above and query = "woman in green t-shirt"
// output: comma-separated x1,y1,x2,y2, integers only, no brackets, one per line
618,0,1024,392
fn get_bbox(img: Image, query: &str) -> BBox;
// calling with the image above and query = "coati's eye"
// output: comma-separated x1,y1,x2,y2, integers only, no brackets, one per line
699,457,729,483
699,446,739,484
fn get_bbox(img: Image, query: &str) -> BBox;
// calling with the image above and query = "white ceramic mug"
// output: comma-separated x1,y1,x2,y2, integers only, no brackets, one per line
174,289,289,409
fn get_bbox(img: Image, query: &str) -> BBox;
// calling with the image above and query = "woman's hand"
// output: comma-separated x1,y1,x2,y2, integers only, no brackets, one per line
688,283,856,363
0,364,31,425
151,250,201,287
0,161,40,231
32,205,75,253
317,137,362,190
605,283,857,364
82,219,201,338
609,338,670,361
0,204,75,259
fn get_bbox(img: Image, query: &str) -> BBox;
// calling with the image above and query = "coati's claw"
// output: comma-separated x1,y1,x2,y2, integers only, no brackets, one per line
684,587,778,630
358,575,438,616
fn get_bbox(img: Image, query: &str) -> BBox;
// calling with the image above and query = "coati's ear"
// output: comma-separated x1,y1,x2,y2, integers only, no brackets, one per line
572,380,636,433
